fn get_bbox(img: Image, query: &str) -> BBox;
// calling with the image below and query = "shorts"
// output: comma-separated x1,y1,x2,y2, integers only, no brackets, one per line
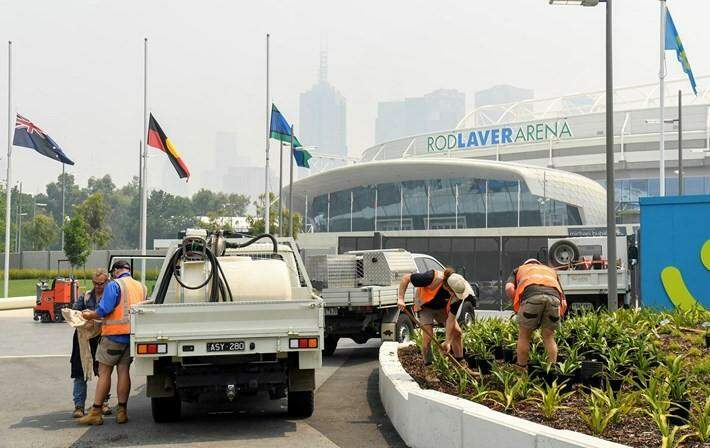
518,294,561,330
418,307,448,326
95,338,132,367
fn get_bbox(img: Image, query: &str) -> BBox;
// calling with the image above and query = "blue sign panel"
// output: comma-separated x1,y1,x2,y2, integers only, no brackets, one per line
640,195,710,310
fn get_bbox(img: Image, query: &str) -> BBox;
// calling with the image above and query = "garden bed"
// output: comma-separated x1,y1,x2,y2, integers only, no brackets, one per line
399,308,710,448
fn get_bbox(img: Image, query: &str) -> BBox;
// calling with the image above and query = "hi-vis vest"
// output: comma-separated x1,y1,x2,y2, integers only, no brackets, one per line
513,264,564,313
102,277,147,336
414,270,445,312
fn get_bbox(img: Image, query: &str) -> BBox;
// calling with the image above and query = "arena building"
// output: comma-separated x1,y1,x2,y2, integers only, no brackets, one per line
288,78,708,309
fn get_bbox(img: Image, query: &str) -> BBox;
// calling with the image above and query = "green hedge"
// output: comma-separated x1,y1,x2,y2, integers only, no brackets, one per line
0,268,161,281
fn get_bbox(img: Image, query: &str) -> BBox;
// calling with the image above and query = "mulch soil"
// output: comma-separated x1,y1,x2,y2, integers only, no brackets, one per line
398,345,710,448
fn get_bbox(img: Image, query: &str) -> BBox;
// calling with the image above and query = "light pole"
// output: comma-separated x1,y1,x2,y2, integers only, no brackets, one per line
645,89,683,195
34,202,47,219
17,212,27,252
549,0,617,311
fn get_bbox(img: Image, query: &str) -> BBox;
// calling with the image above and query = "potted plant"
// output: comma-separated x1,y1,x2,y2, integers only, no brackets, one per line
581,359,604,387
527,346,544,378
556,357,581,391
667,356,691,426
536,359,557,386
467,338,494,374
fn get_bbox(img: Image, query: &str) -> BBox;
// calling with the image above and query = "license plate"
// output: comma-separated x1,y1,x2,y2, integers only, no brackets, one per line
324,307,339,316
206,341,246,352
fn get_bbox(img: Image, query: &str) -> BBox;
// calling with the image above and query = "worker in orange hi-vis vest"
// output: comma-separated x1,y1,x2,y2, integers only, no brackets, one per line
397,267,474,383
505,259,567,369
78,260,147,426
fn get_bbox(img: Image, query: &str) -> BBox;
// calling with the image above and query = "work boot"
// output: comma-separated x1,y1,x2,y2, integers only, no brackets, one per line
77,406,103,425
116,404,128,424
72,407,84,418
424,364,440,384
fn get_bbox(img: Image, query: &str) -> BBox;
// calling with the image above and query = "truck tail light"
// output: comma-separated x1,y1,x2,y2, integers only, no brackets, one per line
289,338,318,349
137,343,167,355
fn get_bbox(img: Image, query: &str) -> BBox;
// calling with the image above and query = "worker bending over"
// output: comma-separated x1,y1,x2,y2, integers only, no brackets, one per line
397,267,474,382
505,258,566,368
78,260,147,425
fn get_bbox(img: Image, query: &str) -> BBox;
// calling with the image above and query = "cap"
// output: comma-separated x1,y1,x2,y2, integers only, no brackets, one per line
446,273,472,301
523,258,542,265
110,260,131,272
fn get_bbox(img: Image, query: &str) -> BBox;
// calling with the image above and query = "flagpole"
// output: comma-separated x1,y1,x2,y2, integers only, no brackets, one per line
60,163,65,248
138,139,142,246
288,124,294,238
3,41,12,298
659,0,666,196
264,34,271,234
140,37,148,282
278,139,283,236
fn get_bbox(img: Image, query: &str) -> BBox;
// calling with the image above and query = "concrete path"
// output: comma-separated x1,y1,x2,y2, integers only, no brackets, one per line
0,308,405,448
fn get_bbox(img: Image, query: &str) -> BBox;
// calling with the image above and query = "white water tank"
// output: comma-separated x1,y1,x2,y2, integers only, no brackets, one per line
218,257,293,301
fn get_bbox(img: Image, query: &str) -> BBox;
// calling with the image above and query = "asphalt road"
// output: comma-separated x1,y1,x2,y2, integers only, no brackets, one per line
0,308,406,448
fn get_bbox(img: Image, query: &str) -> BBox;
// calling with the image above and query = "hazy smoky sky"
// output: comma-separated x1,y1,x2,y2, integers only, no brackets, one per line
0,0,707,197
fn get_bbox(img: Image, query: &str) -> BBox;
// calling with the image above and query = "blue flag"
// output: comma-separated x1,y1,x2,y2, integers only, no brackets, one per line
269,104,311,168
13,114,74,165
665,10,698,96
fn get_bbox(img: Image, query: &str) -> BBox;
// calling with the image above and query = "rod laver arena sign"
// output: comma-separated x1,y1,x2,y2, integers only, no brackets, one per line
427,120,573,152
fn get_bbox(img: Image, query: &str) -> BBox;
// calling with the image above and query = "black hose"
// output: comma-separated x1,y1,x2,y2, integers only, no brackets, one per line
226,233,278,254
155,244,234,304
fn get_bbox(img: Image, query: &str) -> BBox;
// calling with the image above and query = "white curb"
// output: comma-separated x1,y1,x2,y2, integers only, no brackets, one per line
378,341,630,448
0,296,35,311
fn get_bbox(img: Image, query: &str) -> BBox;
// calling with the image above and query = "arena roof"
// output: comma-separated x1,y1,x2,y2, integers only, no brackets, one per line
290,158,607,224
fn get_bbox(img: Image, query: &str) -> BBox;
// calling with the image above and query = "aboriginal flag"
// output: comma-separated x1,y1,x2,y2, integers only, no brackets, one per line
147,114,190,179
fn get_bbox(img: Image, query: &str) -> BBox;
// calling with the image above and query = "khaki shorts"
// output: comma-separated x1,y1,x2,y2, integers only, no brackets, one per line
96,337,132,367
418,307,448,326
518,294,561,330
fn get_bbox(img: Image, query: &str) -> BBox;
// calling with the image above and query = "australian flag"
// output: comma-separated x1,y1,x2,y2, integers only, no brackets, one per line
13,114,74,165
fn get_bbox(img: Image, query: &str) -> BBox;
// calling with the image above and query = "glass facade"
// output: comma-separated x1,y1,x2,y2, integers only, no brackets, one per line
604,176,710,223
308,177,582,232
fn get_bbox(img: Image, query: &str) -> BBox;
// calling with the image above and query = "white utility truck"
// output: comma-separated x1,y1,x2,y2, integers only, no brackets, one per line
305,249,477,356
126,230,323,422
546,236,635,310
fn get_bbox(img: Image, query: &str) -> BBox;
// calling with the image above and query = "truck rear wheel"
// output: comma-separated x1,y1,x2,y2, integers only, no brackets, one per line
287,390,314,418
323,335,339,356
549,240,580,267
151,393,181,423
457,301,475,329
396,314,414,343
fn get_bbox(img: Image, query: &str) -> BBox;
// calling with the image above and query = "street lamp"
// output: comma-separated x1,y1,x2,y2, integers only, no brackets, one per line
549,0,617,311
17,212,27,253
549,0,599,5
34,202,47,218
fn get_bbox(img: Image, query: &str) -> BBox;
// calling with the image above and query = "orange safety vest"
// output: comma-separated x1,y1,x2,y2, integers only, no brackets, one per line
102,277,147,336
414,270,445,312
513,264,565,314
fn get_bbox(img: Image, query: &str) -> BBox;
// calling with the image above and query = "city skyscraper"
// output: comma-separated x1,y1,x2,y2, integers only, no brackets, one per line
299,47,347,162
374,89,465,144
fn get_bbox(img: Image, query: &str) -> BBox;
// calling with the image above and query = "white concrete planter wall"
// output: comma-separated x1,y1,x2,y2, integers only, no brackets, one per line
378,342,630,448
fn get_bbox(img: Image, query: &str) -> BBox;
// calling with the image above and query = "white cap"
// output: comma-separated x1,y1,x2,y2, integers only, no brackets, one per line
446,273,473,301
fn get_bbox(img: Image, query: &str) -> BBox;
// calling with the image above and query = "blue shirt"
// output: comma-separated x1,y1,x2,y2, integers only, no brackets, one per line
96,273,132,344
73,289,100,311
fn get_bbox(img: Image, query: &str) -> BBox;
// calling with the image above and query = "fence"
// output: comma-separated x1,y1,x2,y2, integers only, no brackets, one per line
7,249,167,271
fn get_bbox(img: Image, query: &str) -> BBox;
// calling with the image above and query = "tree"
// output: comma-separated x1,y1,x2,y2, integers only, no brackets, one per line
44,172,86,226
75,192,111,249
247,192,302,238
23,214,59,250
63,214,90,268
